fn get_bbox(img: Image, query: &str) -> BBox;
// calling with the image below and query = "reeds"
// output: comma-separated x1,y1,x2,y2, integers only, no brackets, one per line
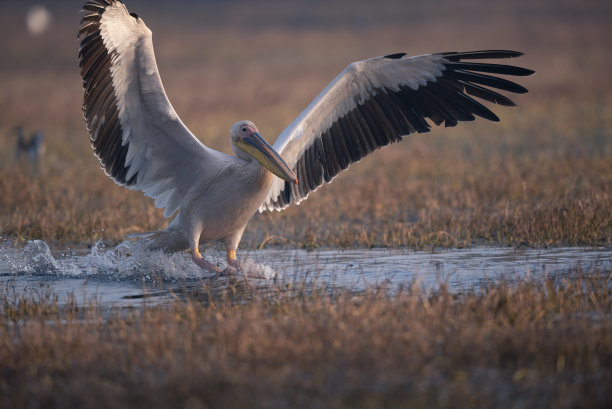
0,269,610,408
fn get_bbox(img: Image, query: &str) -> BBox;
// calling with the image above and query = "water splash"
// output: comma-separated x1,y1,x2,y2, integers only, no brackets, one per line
239,257,278,280
1,239,279,282
24,240,61,275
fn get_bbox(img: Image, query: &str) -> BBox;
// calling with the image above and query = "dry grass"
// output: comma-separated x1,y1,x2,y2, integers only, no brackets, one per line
1,0,611,250
0,269,610,408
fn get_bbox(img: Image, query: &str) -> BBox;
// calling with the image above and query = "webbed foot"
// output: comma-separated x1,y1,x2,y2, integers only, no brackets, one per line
191,249,221,274
221,250,243,275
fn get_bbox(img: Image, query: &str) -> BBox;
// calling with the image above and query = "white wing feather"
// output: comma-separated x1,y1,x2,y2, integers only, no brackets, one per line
80,1,228,218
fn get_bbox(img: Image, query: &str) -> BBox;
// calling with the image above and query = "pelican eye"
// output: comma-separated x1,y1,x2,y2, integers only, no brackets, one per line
242,127,247,132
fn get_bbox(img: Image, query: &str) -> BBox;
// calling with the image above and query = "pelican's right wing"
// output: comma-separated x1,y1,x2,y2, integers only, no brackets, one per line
260,50,533,212
78,0,225,218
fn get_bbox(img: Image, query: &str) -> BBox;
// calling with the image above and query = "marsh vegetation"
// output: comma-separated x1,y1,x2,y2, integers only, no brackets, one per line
1,269,611,408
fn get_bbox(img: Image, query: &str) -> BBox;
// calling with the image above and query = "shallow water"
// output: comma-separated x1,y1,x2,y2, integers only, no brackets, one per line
0,239,610,308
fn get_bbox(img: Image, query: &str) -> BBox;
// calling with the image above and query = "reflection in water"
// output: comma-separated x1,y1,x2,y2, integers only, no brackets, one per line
0,239,610,308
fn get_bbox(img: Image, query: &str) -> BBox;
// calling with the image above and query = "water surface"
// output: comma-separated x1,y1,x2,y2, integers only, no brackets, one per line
0,239,609,308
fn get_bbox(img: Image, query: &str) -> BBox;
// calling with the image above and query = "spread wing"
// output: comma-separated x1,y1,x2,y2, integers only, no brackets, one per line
78,0,227,218
260,50,534,212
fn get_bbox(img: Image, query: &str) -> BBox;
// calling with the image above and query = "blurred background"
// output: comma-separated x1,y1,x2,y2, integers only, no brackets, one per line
2,0,610,147
0,0,611,247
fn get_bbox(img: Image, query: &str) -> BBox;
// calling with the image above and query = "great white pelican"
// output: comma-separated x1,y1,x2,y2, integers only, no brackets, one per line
78,0,534,273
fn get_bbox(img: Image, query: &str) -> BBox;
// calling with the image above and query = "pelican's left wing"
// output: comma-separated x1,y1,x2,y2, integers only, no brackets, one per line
79,0,226,218
260,50,533,212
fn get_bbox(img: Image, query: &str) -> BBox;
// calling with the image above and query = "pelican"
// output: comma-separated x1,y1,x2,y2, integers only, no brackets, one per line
78,0,533,273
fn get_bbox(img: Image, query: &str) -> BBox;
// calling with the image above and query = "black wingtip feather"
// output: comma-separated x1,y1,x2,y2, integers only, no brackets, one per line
384,52,406,60
445,70,529,94
440,50,525,61
445,62,534,77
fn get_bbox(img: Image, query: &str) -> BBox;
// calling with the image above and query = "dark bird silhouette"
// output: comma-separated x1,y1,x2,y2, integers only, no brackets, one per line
14,126,45,171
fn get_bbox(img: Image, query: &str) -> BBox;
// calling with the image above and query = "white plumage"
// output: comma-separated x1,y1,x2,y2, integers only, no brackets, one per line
78,0,533,273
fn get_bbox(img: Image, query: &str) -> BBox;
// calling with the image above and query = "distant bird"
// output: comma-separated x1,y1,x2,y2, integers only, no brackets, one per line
14,126,45,169
78,0,533,273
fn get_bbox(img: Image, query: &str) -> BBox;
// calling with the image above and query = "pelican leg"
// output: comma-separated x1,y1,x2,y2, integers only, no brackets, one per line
191,248,221,274
189,228,222,274
222,229,245,274
226,249,243,271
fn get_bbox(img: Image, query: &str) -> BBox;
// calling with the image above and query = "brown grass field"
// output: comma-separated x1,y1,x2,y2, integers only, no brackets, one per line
1,269,611,408
0,0,611,407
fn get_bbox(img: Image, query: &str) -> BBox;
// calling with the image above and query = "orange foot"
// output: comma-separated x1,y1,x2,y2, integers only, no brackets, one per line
191,249,221,274
222,250,243,275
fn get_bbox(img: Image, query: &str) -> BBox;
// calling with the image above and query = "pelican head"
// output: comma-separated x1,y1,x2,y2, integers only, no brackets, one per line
230,120,298,184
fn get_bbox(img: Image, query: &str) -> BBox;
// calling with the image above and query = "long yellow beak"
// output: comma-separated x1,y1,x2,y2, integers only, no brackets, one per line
242,132,298,184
